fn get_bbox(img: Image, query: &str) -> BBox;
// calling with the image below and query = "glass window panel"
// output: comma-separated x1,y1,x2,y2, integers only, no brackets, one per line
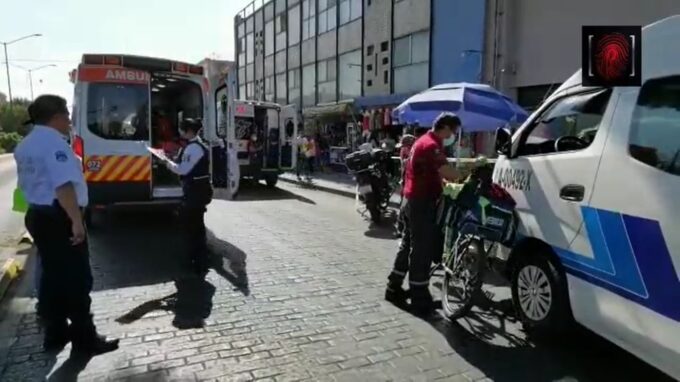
318,61,328,82
351,0,362,20
319,10,327,33
265,21,275,56
328,7,336,30
412,32,430,63
392,36,410,67
288,5,301,46
339,0,350,24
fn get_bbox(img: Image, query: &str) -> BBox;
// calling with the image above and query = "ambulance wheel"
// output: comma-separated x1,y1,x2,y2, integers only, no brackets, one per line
511,252,572,338
265,176,278,188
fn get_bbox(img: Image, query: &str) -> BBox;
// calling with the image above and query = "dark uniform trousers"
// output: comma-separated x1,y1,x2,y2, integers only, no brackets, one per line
181,179,212,273
25,203,96,343
388,197,443,300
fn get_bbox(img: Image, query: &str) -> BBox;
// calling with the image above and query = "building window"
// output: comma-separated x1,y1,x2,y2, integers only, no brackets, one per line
265,76,275,102
630,76,680,176
382,57,389,65
302,0,316,40
302,63,316,106
393,31,430,94
239,85,246,99
384,70,389,84
317,58,337,103
367,79,373,87
366,45,374,56
318,0,337,35
381,41,389,52
339,0,362,25
339,49,361,100
276,14,287,51
246,33,255,64
366,64,373,72
265,21,275,56
246,82,254,99
288,5,301,46
288,68,301,106
238,36,246,64
276,74,287,104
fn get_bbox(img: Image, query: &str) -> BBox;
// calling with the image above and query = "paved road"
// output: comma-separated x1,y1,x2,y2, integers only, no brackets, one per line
0,182,673,381
0,155,25,249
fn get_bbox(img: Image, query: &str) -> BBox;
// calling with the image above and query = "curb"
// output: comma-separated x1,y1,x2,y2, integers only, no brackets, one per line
279,176,400,208
0,232,32,302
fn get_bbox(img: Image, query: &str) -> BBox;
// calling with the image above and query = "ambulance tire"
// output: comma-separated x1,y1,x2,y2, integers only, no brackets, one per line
265,175,278,188
511,252,573,340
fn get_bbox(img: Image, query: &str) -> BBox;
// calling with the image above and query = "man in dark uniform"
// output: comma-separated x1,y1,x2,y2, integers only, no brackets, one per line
385,112,461,315
14,95,119,354
162,119,213,276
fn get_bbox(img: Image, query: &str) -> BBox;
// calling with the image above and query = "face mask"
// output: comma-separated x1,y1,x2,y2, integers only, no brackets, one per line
443,135,457,147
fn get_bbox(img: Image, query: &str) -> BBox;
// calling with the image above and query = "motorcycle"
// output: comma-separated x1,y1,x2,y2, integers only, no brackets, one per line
433,162,518,319
345,146,398,224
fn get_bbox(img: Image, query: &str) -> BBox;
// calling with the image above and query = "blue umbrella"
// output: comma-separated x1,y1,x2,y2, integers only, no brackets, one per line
392,83,529,132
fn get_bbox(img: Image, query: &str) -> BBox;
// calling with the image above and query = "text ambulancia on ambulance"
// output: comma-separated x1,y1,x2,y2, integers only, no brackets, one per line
491,16,680,379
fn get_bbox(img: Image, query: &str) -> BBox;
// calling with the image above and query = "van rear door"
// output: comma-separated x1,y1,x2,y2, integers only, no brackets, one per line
77,66,152,204
279,105,298,171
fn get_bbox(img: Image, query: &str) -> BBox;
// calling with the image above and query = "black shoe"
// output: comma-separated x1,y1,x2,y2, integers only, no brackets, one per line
410,296,438,317
73,335,119,356
385,286,409,305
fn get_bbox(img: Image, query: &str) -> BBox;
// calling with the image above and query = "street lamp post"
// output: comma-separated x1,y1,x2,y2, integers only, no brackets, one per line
24,64,56,100
1,33,42,106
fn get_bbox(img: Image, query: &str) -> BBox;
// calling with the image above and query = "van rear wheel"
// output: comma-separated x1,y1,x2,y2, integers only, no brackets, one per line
511,252,572,339
265,175,278,188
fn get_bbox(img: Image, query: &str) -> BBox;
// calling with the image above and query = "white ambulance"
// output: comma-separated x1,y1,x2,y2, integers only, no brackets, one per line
492,16,679,378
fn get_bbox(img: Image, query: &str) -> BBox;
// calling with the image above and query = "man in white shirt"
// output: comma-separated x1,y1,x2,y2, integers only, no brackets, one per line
14,95,119,354
160,119,213,276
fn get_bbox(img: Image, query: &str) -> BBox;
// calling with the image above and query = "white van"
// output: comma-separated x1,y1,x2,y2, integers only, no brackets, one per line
492,16,679,378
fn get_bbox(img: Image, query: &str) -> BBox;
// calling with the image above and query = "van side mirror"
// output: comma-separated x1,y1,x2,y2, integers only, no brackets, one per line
495,127,512,156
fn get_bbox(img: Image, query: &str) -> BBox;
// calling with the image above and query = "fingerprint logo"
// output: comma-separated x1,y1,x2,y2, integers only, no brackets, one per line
595,33,631,81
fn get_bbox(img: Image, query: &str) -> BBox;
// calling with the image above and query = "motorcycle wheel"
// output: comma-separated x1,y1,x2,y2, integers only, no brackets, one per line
441,235,486,320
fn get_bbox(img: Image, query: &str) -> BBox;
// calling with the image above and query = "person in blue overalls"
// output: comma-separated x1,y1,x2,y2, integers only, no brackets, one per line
161,118,213,276
15,95,119,354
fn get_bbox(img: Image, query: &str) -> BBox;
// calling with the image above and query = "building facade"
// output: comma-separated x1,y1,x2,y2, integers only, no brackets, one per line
234,0,487,116
483,0,680,110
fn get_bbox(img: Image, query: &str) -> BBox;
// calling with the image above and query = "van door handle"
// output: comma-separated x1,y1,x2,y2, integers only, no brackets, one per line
560,185,585,202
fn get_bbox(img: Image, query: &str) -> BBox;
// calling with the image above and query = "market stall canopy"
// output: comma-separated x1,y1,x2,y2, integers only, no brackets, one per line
303,101,355,120
391,83,529,132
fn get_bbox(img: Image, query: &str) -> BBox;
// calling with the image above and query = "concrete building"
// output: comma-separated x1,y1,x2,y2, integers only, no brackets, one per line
234,0,487,117
483,0,680,110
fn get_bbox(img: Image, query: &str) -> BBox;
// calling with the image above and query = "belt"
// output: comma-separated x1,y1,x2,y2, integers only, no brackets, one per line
29,203,85,213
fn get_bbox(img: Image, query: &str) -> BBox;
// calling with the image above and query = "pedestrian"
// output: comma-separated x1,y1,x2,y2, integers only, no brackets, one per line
14,95,119,354
296,134,307,180
304,135,316,177
385,112,461,315
161,119,214,276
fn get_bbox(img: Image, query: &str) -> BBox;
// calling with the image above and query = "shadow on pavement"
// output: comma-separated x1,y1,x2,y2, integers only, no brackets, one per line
207,230,250,296
363,213,399,240
215,182,316,205
116,277,216,330
46,352,92,382
87,208,185,291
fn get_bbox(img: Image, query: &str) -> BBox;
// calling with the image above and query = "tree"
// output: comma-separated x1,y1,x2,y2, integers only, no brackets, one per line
0,101,30,137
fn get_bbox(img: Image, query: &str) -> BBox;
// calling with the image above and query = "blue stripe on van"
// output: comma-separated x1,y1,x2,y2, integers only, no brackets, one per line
553,207,679,322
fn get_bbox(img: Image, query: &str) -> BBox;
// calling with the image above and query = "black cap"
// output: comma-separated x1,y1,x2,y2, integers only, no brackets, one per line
180,118,203,132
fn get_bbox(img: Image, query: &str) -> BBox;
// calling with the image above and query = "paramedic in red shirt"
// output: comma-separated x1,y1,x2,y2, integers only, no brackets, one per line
385,112,461,315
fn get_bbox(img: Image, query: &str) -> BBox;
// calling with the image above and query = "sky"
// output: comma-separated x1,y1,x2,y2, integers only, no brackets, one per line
0,0,253,108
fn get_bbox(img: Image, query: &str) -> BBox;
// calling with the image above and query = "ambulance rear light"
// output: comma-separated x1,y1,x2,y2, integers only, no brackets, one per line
189,65,204,75
82,55,104,65
172,62,188,73
72,135,84,162
104,55,121,65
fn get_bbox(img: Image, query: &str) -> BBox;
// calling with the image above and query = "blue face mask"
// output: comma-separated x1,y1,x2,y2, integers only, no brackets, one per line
443,135,457,147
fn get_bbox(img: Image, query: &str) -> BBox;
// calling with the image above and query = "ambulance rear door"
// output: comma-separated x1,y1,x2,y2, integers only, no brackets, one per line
76,65,152,205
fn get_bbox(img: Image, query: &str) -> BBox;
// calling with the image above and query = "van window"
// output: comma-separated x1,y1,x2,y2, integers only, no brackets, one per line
87,83,149,141
517,89,612,156
630,76,680,176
